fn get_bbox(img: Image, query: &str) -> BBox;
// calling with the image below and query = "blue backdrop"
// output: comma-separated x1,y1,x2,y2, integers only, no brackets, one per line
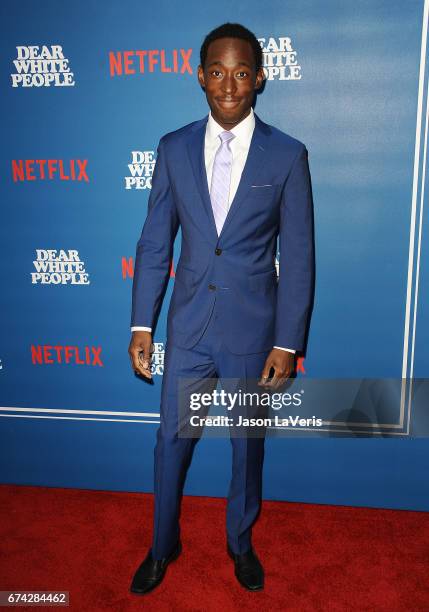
1,0,428,511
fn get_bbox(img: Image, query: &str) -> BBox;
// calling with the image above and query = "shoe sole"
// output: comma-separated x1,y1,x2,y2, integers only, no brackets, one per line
130,541,182,595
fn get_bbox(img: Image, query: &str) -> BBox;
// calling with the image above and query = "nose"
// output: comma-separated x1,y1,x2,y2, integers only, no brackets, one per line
221,73,236,95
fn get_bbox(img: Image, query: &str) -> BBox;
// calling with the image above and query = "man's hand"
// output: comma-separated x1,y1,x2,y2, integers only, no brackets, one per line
258,348,295,390
128,331,153,379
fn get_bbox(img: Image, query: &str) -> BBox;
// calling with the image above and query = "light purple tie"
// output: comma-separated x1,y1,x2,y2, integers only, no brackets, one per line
210,130,235,235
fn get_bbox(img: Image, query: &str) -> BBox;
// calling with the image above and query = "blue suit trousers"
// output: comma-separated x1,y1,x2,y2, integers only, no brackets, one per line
152,298,271,559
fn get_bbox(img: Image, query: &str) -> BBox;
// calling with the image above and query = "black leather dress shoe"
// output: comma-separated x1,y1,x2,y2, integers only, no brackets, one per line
130,540,182,595
227,543,264,591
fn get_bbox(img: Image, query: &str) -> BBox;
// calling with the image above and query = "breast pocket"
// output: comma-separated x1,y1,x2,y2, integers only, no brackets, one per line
250,183,282,192
249,184,282,204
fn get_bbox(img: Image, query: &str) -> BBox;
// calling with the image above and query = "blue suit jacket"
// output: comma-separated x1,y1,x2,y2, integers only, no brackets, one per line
131,112,314,355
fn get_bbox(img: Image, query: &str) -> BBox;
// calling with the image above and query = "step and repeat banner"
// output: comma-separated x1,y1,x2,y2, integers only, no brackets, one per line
1,0,428,510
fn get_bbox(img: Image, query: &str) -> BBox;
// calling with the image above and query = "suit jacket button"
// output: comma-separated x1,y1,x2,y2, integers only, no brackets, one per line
215,248,222,256
208,284,216,291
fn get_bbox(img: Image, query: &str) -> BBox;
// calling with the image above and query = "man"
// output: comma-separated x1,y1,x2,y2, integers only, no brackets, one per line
128,22,314,594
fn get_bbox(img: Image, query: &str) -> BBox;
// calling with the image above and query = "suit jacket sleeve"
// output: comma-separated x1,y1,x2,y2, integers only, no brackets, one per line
275,144,315,352
130,137,179,329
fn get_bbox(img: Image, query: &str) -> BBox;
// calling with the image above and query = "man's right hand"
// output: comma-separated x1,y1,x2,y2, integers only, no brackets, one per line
128,331,153,379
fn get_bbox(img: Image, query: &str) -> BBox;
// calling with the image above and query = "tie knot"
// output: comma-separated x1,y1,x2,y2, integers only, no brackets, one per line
219,130,235,144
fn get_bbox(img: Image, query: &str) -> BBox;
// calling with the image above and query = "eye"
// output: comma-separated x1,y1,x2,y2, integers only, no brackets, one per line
237,71,248,78
211,70,222,78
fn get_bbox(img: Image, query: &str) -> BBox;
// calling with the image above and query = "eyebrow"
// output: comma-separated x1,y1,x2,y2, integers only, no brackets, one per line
206,60,252,69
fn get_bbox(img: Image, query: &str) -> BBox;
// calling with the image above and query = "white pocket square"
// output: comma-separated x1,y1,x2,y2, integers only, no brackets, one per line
251,184,273,188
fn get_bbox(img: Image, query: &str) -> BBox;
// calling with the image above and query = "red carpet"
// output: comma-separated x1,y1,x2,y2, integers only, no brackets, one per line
1,484,428,611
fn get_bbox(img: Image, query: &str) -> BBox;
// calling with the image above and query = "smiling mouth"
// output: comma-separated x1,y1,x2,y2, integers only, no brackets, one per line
216,98,241,106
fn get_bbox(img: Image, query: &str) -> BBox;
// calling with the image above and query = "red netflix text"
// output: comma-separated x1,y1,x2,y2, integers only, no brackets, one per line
121,257,175,279
12,159,89,182
109,49,192,76
31,345,103,366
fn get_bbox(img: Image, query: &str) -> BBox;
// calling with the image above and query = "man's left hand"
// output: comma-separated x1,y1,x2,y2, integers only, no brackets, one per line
258,348,295,390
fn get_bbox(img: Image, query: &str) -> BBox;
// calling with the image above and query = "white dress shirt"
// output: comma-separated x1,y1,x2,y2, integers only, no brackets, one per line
204,106,254,206
131,108,295,355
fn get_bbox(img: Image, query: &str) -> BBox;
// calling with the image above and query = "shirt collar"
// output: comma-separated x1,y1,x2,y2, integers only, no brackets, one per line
206,107,255,145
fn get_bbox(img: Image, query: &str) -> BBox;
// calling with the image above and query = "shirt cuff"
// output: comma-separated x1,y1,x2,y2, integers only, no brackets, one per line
130,332,294,353
273,346,296,354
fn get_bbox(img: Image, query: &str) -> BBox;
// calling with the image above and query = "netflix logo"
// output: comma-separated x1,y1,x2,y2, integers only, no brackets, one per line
296,357,305,374
109,48,192,77
12,159,89,182
121,256,175,279
31,345,103,366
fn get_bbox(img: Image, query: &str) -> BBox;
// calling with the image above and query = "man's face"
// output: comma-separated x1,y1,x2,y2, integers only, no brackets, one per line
197,37,264,130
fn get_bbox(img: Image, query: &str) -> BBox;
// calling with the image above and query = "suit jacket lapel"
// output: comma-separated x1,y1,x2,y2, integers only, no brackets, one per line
218,114,270,240
186,116,219,241
186,112,271,243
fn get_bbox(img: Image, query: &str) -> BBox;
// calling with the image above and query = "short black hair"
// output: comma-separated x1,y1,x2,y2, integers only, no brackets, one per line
200,23,263,72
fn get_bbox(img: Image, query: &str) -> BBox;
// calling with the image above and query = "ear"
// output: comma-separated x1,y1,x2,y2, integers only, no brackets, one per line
254,66,265,91
197,65,205,88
